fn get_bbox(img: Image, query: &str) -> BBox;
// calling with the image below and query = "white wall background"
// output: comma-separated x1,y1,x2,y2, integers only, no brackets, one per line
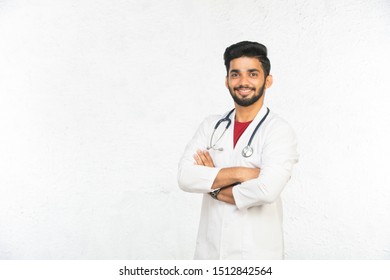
0,0,389,259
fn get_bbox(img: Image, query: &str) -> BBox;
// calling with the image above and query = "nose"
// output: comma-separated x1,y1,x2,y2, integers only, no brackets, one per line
239,74,250,87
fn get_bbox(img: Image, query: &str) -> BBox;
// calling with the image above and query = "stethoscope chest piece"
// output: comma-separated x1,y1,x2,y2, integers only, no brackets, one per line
242,145,253,158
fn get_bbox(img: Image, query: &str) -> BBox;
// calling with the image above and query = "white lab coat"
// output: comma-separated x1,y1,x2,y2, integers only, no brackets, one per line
178,106,299,259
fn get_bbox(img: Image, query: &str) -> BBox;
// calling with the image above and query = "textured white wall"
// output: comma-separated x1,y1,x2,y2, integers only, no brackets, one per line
0,0,389,259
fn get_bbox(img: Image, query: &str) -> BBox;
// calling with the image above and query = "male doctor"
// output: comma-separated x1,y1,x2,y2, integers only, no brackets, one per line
178,41,299,259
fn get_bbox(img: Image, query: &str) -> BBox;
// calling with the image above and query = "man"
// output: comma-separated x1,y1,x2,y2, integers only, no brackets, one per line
177,41,299,259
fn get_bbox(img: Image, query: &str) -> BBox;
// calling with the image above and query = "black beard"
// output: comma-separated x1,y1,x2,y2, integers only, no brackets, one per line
229,84,265,107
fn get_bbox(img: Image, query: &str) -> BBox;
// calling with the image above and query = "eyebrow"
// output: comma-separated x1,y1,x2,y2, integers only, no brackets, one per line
229,68,260,73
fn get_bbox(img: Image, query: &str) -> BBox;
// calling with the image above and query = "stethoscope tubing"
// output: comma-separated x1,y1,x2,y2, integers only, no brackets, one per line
213,108,235,130
247,107,270,147
207,109,235,151
208,107,270,157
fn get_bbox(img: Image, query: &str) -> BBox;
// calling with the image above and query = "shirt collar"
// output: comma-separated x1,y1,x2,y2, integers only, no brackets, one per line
230,105,269,124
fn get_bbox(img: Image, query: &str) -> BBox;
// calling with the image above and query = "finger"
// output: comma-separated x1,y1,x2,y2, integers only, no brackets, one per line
201,151,213,167
203,150,215,167
197,150,209,166
198,150,214,167
193,154,203,165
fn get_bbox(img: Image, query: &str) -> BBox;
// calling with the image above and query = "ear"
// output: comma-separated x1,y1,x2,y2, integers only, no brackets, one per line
265,75,273,89
225,76,229,88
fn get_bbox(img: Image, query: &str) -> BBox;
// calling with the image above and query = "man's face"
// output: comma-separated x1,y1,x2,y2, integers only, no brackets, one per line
226,56,268,107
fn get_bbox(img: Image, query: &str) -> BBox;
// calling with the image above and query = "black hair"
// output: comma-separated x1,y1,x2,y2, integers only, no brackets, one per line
224,41,271,77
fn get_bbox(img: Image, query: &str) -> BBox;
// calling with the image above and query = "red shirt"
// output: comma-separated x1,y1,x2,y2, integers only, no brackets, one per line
234,120,252,148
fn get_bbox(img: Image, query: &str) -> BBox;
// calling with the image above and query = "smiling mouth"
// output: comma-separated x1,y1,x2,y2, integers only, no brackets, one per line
235,87,254,97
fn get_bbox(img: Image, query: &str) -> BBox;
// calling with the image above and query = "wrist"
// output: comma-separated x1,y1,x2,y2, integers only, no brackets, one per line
234,167,245,182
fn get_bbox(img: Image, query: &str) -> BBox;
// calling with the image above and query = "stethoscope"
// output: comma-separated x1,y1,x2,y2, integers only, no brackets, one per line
207,107,270,158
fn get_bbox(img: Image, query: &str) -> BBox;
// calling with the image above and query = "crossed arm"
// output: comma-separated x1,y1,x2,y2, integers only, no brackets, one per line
193,150,260,205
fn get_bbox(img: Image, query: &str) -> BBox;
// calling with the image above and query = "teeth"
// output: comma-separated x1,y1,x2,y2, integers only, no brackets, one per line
238,89,252,93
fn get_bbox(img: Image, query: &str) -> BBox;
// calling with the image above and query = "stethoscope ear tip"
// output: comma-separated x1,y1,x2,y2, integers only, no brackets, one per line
207,146,223,151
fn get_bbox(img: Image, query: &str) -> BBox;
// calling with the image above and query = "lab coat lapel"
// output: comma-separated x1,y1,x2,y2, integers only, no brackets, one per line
232,106,268,165
209,109,235,168
221,110,234,165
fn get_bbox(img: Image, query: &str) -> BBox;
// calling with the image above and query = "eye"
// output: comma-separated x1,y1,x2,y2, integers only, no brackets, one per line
230,72,239,78
250,72,259,77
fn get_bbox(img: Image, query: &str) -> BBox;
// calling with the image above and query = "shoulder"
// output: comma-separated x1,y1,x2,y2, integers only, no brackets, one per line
203,114,222,123
195,109,235,138
264,110,297,141
198,109,232,128
196,114,220,131
193,111,226,137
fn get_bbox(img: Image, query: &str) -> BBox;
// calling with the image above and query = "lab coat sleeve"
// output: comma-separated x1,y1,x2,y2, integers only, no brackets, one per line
177,116,222,193
232,119,299,210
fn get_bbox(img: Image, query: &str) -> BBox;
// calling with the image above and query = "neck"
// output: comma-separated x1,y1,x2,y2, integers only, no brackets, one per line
234,100,264,122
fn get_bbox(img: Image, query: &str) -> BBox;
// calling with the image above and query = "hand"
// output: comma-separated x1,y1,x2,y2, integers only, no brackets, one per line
217,186,235,205
193,150,215,167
